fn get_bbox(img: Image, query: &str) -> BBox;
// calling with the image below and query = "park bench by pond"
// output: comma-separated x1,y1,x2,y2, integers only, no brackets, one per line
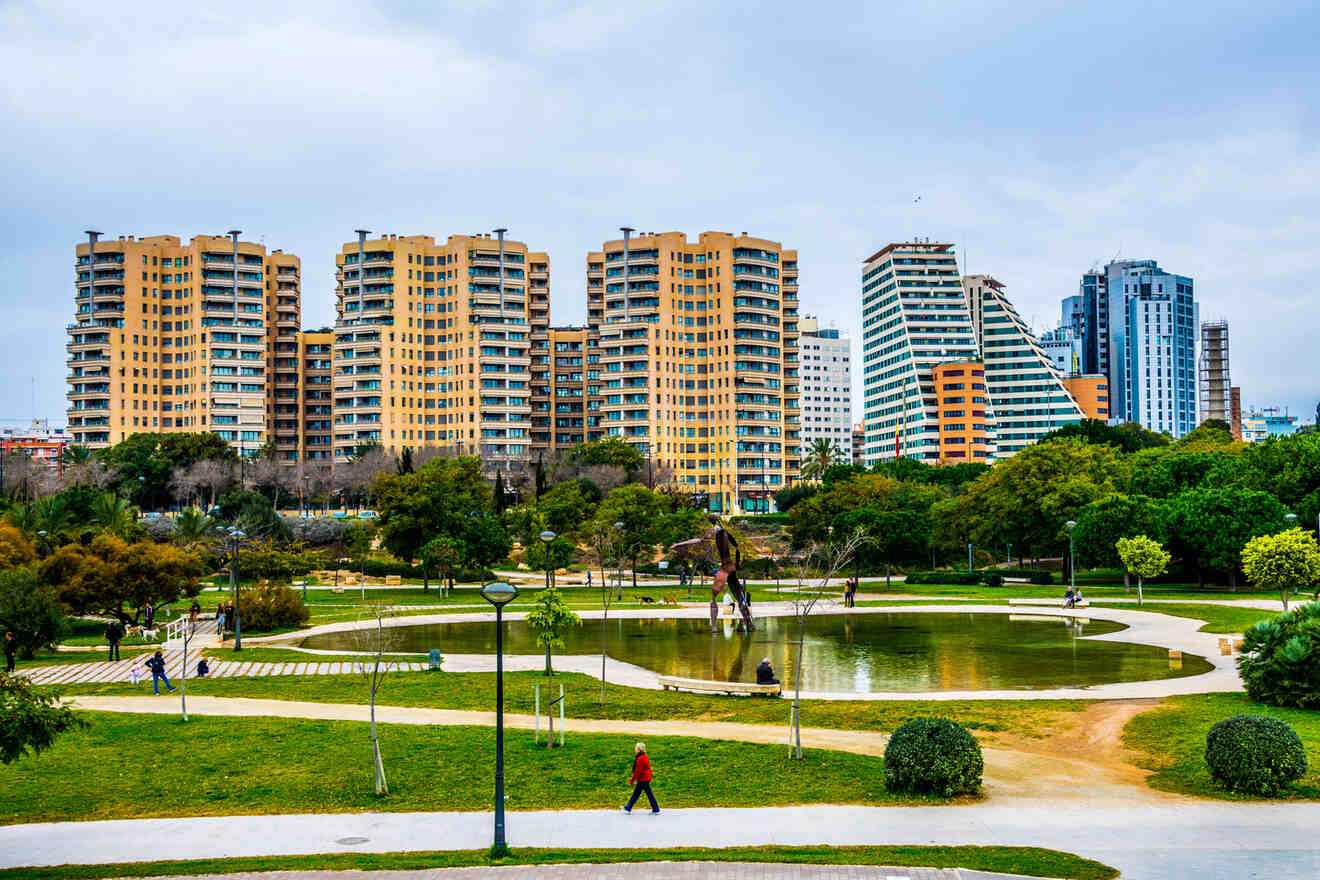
658,674,782,697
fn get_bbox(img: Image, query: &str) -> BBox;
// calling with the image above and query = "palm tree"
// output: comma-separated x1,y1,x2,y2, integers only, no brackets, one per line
91,492,137,537
800,438,843,482
175,508,217,547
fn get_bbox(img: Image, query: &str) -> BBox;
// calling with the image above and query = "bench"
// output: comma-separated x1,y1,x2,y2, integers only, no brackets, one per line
657,675,781,697
1007,598,1089,608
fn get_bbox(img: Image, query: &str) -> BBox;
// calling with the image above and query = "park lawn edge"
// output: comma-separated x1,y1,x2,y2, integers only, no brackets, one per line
0,845,1119,880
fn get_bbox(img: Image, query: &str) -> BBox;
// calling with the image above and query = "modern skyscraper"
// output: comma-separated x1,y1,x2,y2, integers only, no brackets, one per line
1063,259,1198,437
1199,320,1231,425
963,275,1084,458
69,232,299,452
798,317,852,461
585,231,800,513
1039,326,1082,376
332,231,549,471
861,242,987,465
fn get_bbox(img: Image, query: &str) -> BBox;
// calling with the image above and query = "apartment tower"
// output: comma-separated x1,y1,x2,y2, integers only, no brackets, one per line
861,241,987,465
531,326,590,453
69,232,299,452
798,317,853,461
332,232,549,471
297,330,334,462
963,275,1084,457
586,230,800,513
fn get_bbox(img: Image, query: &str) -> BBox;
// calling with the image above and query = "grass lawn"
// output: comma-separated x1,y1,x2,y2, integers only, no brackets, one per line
58,669,1088,738
1127,603,1280,634
0,846,1117,880
1123,692,1320,799
0,712,918,824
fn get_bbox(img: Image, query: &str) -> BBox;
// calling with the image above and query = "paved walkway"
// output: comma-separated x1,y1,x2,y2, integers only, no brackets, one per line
137,865,1025,880
19,654,429,686
4,804,1317,878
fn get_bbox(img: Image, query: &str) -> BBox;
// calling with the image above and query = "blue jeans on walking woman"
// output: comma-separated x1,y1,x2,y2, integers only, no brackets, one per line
152,671,173,695
626,781,659,813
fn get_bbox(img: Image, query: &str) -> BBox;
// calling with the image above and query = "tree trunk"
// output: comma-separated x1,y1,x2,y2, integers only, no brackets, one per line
1282,589,1289,613
599,605,608,705
544,644,552,676
885,562,891,589
792,616,807,759
1227,568,1237,589
1137,576,1144,607
422,565,429,593
1124,571,1130,593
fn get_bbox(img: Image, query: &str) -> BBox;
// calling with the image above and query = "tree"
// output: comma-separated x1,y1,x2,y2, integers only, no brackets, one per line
1162,487,1287,587
38,534,204,624
350,603,401,795
1116,535,1170,606
800,438,843,482
420,536,461,596
1241,528,1320,611
526,535,575,573
1040,419,1169,453
0,568,67,659
581,515,622,704
341,522,374,584
173,508,218,547
373,456,492,567
90,492,137,538
463,515,513,570
572,437,644,479
525,585,581,677
592,485,669,588
536,480,596,535
0,524,36,569
1070,493,1163,585
0,673,85,764
834,506,929,587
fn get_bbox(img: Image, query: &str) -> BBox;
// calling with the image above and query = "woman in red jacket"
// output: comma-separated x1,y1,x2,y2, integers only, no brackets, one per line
622,742,660,814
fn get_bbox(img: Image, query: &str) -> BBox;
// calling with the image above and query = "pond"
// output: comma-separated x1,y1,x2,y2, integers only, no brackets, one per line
300,611,1213,693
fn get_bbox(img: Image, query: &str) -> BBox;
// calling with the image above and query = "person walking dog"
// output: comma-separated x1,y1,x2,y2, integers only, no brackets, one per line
622,742,660,814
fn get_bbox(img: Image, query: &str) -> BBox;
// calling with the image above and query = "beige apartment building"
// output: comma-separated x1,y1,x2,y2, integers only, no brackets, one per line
585,230,800,514
531,326,590,454
68,232,300,453
297,330,334,462
332,231,550,472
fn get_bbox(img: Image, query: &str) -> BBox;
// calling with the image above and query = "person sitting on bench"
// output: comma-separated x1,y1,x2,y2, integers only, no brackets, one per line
1063,588,1075,608
756,657,779,685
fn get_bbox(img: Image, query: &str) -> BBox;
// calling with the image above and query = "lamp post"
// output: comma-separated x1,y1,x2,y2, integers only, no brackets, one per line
36,530,49,558
1066,520,1077,593
480,580,520,858
967,542,973,573
539,530,555,591
228,527,246,650
614,520,625,599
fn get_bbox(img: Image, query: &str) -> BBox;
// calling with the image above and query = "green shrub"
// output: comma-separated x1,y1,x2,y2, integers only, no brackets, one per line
883,717,983,797
979,572,1003,587
1204,715,1307,795
239,584,309,632
995,568,1055,584
903,571,981,585
1238,602,1320,708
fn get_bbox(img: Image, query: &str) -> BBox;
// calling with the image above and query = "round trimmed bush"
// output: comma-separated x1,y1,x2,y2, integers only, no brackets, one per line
884,717,983,797
1204,715,1307,796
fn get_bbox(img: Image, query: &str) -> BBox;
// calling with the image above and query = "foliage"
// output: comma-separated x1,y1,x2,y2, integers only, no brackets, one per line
284,516,345,547
174,508,219,545
790,473,940,550
525,585,582,674
38,534,204,624
0,672,85,764
902,571,982,585
1040,419,1169,453
373,456,492,564
571,437,644,478
773,484,816,514
1241,528,1320,610
1204,715,1307,796
419,536,462,590
1115,535,1170,580
590,485,672,581
233,541,323,584
1238,602,1320,708
463,515,513,569
883,717,983,797
239,584,310,631
1129,450,1241,499
90,493,138,538
0,525,36,569
526,536,576,572
800,438,844,482
1161,487,1287,579
341,521,375,564
0,568,68,658
536,480,597,535
1070,494,1162,569
215,490,289,541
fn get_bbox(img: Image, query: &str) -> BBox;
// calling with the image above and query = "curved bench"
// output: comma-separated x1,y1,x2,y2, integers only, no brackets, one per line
658,675,782,697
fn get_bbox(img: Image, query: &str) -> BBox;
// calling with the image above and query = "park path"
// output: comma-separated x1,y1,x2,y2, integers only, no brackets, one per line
19,653,429,686
65,694,1176,807
120,865,1038,880
3,803,1318,879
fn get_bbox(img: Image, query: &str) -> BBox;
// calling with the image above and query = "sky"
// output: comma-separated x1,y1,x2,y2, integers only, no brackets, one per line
2,0,1317,430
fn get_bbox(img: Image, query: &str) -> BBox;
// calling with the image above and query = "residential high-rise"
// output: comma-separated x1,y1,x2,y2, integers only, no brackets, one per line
69,232,299,452
586,231,800,513
266,254,302,461
798,317,852,461
1061,375,1110,421
861,242,986,464
963,275,1083,458
333,232,549,471
1063,259,1199,437
851,423,865,465
531,326,589,453
1199,320,1231,425
297,330,334,462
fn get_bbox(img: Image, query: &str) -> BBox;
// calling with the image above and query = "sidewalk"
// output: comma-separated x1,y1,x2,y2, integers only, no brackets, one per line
3,803,1317,879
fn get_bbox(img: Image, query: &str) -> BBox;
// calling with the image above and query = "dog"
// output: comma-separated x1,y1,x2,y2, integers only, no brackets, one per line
638,596,655,604
139,627,161,642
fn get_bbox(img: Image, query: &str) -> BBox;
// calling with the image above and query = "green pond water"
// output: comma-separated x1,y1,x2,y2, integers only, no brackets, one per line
300,611,1212,693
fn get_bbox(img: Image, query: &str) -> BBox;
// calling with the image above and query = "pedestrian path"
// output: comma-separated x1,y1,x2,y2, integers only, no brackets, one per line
3,803,1318,878
19,654,426,686
137,864,1025,880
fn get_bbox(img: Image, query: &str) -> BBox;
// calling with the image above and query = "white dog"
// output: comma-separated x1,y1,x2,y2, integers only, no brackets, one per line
140,627,161,642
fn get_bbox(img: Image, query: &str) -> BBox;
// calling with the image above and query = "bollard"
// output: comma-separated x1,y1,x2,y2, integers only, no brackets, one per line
559,683,565,747
534,683,540,745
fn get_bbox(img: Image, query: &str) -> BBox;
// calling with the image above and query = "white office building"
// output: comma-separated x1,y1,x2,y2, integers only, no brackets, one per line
798,317,853,460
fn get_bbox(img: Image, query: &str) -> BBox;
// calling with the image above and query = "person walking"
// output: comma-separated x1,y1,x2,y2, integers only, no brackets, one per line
146,650,175,695
143,603,156,629
215,604,227,637
622,742,660,814
189,600,201,630
105,620,123,661
3,632,16,673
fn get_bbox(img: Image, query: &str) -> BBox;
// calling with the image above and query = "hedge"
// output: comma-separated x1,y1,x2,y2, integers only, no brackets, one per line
1204,715,1307,795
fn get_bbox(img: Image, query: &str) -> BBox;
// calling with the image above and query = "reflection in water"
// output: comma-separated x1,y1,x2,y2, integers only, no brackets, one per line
300,612,1214,693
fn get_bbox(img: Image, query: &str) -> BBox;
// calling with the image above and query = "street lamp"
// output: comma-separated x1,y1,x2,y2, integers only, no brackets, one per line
36,530,48,558
1065,520,1077,593
1285,513,1298,528
479,580,520,857
228,527,246,650
539,530,555,591
614,520,625,599
967,542,973,573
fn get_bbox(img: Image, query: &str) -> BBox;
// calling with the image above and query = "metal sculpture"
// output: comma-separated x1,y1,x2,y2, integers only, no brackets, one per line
671,516,755,633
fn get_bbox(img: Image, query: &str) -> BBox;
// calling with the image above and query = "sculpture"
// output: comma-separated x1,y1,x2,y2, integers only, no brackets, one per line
671,516,755,633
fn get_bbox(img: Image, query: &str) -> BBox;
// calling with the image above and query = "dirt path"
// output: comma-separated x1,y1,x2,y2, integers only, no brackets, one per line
67,694,1181,807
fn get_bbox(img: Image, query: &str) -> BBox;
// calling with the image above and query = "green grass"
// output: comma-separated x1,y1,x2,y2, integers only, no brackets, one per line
59,669,1088,738
1127,603,1280,634
0,845,1118,880
0,712,917,824
1123,693,1320,799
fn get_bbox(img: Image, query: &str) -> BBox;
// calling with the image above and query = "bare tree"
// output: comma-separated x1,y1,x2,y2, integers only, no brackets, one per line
787,529,863,759
582,517,621,705
579,464,626,493
641,459,676,490
248,457,285,507
171,465,203,509
350,603,402,795
191,459,235,512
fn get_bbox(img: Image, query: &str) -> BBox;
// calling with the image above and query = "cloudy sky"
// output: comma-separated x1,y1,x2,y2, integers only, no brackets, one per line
3,0,1317,429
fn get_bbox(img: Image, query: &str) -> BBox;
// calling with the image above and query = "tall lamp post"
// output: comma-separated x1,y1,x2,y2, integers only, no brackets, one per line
967,542,973,573
227,527,246,650
480,580,520,858
1065,520,1077,593
539,530,555,590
